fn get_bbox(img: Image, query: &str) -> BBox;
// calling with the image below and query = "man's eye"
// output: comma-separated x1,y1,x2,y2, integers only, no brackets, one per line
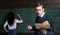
39,9,41,11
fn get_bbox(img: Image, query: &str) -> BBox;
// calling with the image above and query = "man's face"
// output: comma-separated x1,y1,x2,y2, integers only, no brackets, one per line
35,6,44,16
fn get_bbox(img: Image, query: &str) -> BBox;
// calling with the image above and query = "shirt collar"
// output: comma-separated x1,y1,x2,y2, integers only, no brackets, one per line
41,12,45,17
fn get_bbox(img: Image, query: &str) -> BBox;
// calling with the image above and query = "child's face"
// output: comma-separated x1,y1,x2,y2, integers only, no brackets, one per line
35,6,44,16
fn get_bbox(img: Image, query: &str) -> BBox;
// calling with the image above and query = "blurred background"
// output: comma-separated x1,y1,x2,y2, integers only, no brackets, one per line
0,0,60,35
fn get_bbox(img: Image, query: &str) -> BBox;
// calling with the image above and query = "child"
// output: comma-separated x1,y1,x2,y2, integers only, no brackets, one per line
3,12,23,35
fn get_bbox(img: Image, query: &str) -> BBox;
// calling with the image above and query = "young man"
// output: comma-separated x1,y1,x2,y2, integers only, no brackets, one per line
27,2,54,35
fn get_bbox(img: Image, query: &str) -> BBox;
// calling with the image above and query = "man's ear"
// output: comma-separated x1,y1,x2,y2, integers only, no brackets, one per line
43,8,44,11
43,8,44,10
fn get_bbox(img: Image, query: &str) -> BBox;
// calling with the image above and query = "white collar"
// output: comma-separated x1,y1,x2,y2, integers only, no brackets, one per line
41,12,45,17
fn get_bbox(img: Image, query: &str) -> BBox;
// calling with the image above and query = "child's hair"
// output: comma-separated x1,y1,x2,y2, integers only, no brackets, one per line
7,12,15,26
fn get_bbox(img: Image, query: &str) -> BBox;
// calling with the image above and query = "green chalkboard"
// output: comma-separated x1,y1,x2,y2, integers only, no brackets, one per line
0,8,60,33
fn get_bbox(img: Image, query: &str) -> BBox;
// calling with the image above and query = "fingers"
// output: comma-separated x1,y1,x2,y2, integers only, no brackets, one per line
17,14,22,20
27,25,32,30
17,14,20,17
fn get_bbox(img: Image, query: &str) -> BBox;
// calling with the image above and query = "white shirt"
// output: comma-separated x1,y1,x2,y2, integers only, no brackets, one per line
3,19,23,30
41,12,45,17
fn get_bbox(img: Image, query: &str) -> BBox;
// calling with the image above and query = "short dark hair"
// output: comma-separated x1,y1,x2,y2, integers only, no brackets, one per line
35,2,44,8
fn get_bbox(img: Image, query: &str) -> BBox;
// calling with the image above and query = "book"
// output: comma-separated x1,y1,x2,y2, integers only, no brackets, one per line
35,20,50,29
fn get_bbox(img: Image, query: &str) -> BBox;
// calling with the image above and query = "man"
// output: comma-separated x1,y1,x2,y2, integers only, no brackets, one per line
27,2,54,35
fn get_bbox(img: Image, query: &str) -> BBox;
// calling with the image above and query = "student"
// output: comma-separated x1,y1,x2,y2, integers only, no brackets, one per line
3,12,23,35
27,2,54,35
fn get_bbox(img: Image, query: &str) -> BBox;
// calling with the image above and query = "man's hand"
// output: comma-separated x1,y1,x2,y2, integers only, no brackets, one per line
27,25,32,30
40,28,47,35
